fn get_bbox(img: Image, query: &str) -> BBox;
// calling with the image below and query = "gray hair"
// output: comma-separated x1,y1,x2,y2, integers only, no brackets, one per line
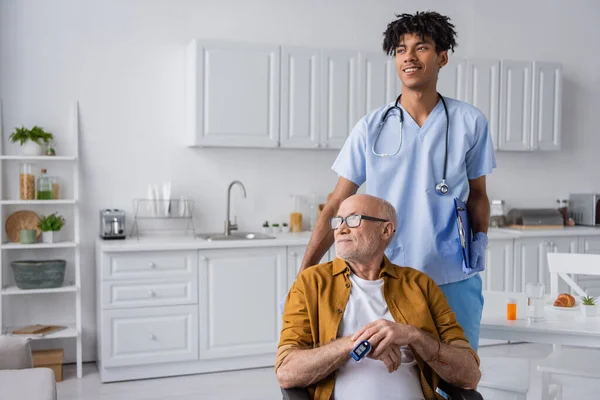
378,198,397,246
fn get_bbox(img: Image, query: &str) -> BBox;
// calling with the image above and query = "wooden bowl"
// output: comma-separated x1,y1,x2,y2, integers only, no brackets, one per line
5,210,42,243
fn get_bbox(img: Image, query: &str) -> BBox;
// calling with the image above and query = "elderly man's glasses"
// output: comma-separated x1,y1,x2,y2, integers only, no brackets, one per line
329,214,389,230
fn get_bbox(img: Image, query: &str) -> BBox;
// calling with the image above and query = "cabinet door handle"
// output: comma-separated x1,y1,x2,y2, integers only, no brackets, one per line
148,333,156,341
200,256,207,261
148,289,156,297
148,262,156,269
290,252,297,257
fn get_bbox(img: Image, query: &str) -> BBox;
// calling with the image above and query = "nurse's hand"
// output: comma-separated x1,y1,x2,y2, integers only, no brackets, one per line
468,232,488,273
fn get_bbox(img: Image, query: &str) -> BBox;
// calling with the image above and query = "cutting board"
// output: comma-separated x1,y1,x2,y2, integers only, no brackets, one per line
12,325,66,336
507,225,564,230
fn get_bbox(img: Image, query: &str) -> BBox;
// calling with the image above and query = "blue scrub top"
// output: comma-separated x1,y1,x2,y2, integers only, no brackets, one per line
331,97,496,285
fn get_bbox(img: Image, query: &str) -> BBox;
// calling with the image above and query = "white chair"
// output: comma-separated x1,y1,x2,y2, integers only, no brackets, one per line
538,253,600,400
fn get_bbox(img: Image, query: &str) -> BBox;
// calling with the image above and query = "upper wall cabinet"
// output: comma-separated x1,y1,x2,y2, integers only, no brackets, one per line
438,57,467,102
320,49,360,149
186,40,280,148
531,62,562,151
280,46,321,149
498,60,533,151
465,59,500,150
358,52,400,116
185,40,562,152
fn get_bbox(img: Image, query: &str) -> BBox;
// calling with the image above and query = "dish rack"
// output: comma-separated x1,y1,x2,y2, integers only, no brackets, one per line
130,198,196,239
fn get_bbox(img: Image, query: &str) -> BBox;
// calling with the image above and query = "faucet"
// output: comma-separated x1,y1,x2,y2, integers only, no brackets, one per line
224,180,247,236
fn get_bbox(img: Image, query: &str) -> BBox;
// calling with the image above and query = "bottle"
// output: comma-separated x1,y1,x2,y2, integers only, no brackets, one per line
36,169,53,200
507,298,517,321
51,176,60,200
290,194,304,233
19,163,35,200
490,200,507,228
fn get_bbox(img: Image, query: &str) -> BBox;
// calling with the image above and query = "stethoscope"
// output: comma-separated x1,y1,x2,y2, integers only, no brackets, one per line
372,92,450,196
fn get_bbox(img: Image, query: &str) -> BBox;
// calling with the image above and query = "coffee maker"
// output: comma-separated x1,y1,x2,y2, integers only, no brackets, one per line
100,209,126,240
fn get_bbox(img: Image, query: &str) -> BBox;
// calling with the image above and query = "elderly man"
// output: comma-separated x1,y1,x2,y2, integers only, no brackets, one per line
275,194,481,400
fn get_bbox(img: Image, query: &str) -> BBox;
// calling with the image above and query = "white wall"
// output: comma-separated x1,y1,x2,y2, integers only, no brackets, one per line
0,0,598,362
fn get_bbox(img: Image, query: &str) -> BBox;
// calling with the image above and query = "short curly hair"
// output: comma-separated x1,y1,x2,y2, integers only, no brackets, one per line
382,11,458,56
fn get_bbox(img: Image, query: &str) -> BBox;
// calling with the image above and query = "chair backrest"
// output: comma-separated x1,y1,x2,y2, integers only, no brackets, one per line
547,253,600,298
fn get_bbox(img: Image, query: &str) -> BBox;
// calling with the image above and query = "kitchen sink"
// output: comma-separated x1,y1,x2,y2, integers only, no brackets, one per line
196,232,275,241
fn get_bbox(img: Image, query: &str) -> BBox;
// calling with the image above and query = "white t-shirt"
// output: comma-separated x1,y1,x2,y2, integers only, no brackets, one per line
333,273,425,400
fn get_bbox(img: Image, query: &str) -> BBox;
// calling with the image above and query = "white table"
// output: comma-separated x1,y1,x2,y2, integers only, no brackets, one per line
480,291,600,348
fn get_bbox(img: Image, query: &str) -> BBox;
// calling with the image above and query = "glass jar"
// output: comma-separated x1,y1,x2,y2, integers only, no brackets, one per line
50,176,60,200
19,163,35,200
490,200,507,228
525,282,546,322
36,169,53,200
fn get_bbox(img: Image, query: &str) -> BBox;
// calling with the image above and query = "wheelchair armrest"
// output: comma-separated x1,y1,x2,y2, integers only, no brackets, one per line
437,379,484,400
281,387,310,400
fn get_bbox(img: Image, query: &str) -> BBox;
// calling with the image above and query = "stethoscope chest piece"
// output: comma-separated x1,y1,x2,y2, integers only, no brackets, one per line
435,180,449,196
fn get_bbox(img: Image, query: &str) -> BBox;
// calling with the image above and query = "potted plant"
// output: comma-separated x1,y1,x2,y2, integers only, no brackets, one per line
9,125,54,156
272,223,281,234
37,213,65,243
581,295,597,317
282,222,289,233
262,221,270,234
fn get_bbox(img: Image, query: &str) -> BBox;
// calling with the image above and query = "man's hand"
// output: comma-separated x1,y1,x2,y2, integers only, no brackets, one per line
352,319,416,359
467,231,488,273
368,345,402,373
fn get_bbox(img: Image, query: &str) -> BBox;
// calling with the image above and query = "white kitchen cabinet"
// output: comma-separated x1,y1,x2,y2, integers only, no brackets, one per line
320,49,360,149
531,62,562,151
280,46,321,148
513,237,575,293
101,305,198,368
498,60,533,151
186,40,280,147
465,59,500,150
438,58,467,101
287,245,335,289
358,52,400,116
198,247,287,360
579,236,600,254
481,239,513,291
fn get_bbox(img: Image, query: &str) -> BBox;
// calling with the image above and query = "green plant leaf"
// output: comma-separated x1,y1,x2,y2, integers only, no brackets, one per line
9,125,54,145
582,295,596,306
37,212,65,232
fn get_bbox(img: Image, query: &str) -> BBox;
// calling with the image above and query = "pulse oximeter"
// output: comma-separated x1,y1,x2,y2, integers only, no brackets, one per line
350,340,371,362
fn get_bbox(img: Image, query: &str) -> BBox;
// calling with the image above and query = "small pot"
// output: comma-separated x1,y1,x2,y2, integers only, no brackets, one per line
21,141,44,156
42,231,58,244
582,304,598,317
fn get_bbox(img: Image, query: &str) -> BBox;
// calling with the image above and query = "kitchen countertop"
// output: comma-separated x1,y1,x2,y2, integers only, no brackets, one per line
97,231,315,252
490,226,600,238
97,226,600,252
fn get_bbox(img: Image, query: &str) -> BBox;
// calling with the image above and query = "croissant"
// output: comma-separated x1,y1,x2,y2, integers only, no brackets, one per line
553,293,576,307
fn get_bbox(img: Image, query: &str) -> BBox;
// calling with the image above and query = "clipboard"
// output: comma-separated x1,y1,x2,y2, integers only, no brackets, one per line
454,198,472,272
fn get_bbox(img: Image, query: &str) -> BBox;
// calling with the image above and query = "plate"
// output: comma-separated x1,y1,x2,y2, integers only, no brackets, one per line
548,301,581,311
5,210,42,243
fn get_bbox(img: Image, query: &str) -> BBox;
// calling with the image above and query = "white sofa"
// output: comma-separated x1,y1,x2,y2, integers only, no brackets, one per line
0,336,57,400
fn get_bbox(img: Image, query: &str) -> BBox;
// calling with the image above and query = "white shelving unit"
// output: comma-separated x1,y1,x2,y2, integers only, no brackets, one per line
0,100,83,378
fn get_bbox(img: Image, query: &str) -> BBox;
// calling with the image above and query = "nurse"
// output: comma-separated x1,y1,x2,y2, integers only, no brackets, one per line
297,11,496,350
